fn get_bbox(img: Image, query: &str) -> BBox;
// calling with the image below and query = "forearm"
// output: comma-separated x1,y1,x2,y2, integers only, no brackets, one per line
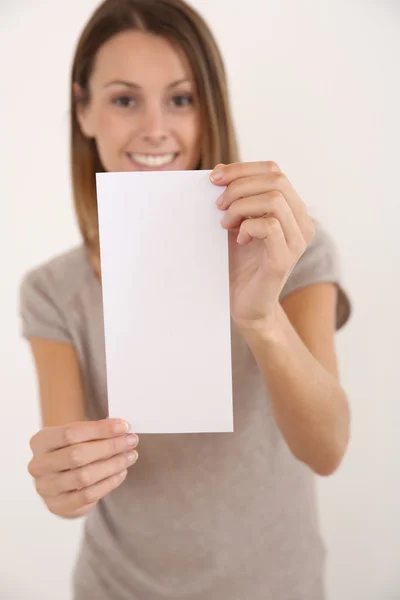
240,304,350,476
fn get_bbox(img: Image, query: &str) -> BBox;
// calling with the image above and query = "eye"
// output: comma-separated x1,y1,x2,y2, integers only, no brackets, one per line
170,94,194,107
113,96,136,108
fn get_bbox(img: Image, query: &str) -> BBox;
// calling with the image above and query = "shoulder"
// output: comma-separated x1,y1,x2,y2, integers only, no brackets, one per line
19,245,93,342
20,245,91,308
297,218,339,273
284,219,341,287
280,219,351,329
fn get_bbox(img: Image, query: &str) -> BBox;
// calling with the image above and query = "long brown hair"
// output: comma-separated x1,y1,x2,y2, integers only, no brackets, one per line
70,0,239,254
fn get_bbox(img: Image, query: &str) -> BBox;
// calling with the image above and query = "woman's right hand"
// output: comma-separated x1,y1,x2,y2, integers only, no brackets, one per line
27,419,138,518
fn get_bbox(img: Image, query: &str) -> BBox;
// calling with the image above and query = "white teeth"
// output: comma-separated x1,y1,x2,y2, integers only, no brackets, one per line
128,153,176,167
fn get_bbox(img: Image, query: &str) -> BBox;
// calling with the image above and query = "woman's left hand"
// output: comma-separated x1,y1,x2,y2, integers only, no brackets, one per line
210,161,315,330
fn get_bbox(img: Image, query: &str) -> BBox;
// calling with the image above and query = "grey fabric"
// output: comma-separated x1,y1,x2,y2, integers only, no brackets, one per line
20,219,351,600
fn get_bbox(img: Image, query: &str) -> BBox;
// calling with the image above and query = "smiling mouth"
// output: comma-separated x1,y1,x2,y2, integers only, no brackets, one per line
127,152,178,167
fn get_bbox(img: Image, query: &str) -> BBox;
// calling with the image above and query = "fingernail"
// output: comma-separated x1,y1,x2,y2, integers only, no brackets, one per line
119,469,128,479
215,194,224,207
114,421,130,434
210,164,224,182
127,451,138,463
126,433,138,447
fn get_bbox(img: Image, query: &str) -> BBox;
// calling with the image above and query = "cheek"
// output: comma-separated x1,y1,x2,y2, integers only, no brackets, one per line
92,108,131,171
93,103,132,151
182,113,201,155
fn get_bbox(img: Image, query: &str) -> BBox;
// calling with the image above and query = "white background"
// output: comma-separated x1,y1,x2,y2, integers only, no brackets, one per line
1,1,399,599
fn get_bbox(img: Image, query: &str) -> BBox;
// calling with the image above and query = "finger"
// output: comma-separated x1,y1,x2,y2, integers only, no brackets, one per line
30,418,130,454
216,171,295,210
219,175,312,243
36,450,139,497
210,161,281,187
46,469,128,516
220,191,300,242
29,432,138,477
237,215,287,247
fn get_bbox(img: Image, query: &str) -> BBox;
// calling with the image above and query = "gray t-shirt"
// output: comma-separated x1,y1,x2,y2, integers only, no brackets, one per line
20,220,351,600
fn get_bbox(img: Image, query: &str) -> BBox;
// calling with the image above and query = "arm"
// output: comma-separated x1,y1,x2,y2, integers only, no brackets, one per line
29,338,86,427
26,339,138,518
240,283,350,476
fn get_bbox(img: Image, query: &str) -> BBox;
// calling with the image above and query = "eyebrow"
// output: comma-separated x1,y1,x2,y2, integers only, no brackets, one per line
104,77,192,90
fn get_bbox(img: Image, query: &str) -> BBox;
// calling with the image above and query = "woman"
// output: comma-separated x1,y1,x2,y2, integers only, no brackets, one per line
20,0,352,598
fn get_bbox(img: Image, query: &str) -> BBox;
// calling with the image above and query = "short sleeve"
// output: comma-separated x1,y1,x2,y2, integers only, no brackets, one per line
280,220,351,330
19,267,73,344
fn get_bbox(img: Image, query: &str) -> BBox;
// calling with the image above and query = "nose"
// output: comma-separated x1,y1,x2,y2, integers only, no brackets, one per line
139,105,168,145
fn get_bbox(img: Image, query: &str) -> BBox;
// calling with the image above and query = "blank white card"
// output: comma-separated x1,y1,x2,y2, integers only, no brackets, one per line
96,170,233,433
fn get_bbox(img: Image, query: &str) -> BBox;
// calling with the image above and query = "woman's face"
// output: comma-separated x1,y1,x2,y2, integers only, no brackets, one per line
76,30,201,172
